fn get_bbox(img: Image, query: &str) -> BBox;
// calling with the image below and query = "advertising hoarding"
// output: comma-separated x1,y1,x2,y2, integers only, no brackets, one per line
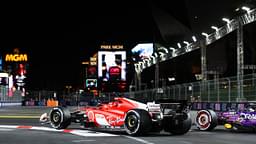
131,43,153,61
98,51,126,82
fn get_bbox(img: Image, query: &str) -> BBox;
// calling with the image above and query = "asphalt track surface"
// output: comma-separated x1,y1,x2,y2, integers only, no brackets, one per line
1,106,256,144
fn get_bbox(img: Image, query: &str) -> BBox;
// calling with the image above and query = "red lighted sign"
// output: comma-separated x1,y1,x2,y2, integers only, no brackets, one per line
109,66,121,76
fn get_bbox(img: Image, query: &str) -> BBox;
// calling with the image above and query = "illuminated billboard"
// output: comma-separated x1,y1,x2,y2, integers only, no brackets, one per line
0,56,2,71
86,79,97,88
0,72,8,85
131,43,153,61
5,54,28,62
87,66,97,78
98,51,126,82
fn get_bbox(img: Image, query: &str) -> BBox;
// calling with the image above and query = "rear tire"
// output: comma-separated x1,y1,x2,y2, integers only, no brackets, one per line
163,112,192,135
124,109,152,136
49,107,71,129
195,109,218,131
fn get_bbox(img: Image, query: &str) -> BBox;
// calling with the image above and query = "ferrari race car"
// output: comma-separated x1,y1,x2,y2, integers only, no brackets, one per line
195,103,256,131
40,97,192,136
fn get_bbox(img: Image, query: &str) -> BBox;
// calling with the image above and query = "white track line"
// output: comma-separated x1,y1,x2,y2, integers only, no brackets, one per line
31,126,63,132
0,125,17,129
0,125,118,137
0,125,157,144
70,130,118,137
123,135,155,144
0,128,14,131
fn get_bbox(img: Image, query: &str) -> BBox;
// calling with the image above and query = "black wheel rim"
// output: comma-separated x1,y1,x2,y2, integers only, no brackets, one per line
51,110,62,126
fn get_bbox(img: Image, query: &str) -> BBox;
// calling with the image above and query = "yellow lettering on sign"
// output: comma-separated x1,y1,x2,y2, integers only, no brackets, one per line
90,57,97,61
112,45,123,49
100,45,111,49
5,54,28,62
100,45,124,49
90,62,97,65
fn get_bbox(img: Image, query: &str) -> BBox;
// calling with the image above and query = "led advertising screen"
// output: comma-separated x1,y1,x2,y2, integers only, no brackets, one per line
131,43,153,61
0,72,8,85
87,66,97,78
86,79,97,89
98,51,126,82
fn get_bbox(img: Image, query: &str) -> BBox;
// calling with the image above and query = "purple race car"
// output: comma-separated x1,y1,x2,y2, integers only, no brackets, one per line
195,103,256,131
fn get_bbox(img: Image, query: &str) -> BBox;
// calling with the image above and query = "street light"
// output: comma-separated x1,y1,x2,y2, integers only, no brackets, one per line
183,41,189,46
169,47,177,57
150,55,156,64
222,18,231,23
139,61,143,69
65,85,72,94
242,6,251,13
201,32,209,38
150,55,155,60
222,17,232,32
177,43,181,48
211,26,219,31
211,26,220,38
154,52,158,58
159,47,168,53
158,52,165,59
192,36,197,42
202,32,210,45
183,41,191,52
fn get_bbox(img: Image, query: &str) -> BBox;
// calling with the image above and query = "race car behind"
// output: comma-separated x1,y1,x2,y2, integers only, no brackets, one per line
40,97,192,136
195,103,256,132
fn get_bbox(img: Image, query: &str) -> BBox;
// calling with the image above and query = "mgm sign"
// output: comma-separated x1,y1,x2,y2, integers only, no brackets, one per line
5,54,28,62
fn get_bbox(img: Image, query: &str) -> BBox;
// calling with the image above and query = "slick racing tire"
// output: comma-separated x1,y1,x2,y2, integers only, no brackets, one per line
195,109,218,131
163,112,192,135
49,107,71,129
124,109,152,136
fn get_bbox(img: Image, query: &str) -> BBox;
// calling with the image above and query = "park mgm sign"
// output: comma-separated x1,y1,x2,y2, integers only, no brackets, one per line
100,44,123,50
5,54,28,62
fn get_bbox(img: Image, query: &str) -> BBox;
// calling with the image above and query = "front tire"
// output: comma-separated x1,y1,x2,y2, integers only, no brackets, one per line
195,109,218,131
124,109,152,136
49,107,71,129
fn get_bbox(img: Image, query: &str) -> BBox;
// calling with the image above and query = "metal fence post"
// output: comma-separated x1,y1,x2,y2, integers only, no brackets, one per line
184,84,187,100
173,86,175,99
199,82,201,99
217,78,220,102
224,78,231,102
178,85,181,100
191,83,194,99
208,81,210,102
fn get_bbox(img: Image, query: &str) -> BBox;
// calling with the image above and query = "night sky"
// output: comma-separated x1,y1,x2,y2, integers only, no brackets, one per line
0,1,155,91
0,0,255,91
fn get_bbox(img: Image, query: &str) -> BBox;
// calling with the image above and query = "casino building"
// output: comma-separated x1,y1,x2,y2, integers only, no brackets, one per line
0,48,29,100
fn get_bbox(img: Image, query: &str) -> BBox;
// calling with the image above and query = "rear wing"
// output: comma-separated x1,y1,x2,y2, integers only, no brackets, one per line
156,99,191,113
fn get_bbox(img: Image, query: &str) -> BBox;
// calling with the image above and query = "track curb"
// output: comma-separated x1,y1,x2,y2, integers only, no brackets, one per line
0,125,119,137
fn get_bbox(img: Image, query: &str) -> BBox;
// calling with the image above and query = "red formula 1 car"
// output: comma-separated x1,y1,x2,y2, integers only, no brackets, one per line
40,97,192,136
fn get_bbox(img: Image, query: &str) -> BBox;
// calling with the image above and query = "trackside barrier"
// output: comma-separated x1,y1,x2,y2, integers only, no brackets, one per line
191,102,250,112
0,101,22,107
